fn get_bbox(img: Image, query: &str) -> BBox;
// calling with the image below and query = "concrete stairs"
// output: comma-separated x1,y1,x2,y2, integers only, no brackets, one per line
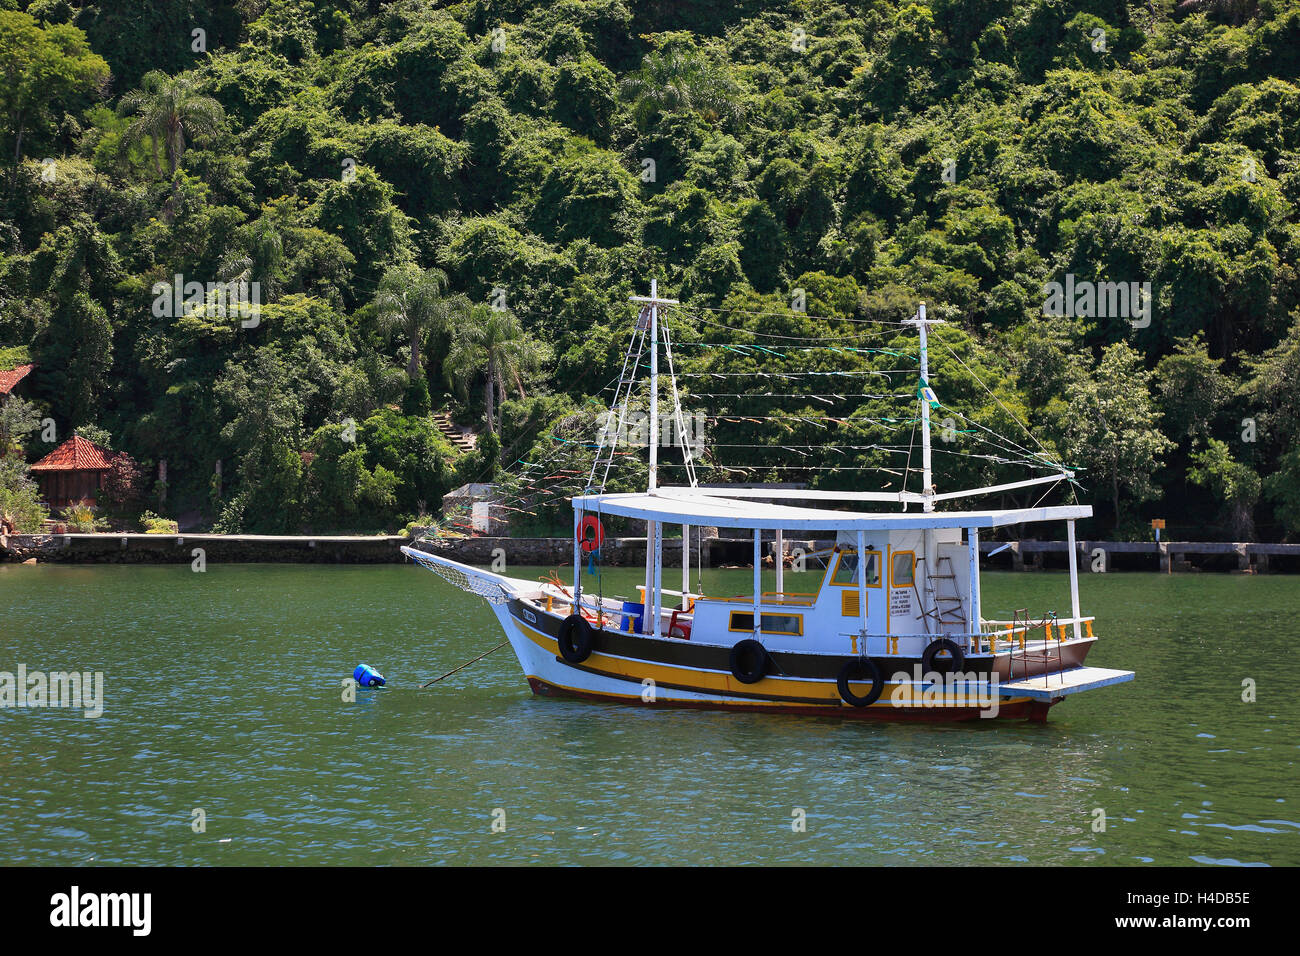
432,411,477,453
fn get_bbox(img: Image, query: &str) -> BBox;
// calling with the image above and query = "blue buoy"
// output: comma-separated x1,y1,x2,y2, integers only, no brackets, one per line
353,663,386,687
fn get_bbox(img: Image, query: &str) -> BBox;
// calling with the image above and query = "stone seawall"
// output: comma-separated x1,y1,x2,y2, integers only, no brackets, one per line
6,532,1299,572
0,533,411,564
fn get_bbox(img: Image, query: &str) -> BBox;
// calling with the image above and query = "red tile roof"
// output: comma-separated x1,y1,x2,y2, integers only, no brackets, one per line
30,435,115,472
0,363,35,396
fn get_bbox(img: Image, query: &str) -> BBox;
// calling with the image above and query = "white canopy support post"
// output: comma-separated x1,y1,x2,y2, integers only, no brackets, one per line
1067,519,1081,639
652,520,663,638
572,508,582,616
753,530,762,640
774,529,784,597
967,528,981,652
682,523,690,608
856,531,868,648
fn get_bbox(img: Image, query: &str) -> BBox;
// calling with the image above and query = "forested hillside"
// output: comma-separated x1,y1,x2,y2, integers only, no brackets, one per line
1,0,1298,540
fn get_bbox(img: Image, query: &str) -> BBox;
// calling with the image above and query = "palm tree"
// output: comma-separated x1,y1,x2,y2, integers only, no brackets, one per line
619,48,741,129
373,264,471,381
116,71,225,179
219,217,285,302
445,305,545,437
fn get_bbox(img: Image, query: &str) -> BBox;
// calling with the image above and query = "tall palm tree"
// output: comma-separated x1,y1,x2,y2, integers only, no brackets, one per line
116,71,225,178
445,306,545,437
373,264,471,381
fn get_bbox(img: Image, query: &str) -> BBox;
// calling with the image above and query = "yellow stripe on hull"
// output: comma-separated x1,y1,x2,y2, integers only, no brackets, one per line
513,618,1031,711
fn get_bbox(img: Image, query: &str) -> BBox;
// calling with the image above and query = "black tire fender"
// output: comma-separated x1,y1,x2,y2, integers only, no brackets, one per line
921,638,965,675
837,657,884,707
557,614,595,664
729,639,770,684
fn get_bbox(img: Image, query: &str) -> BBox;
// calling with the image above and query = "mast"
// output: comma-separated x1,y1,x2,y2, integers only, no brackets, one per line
649,279,658,491
628,281,678,637
917,303,934,512
904,302,945,634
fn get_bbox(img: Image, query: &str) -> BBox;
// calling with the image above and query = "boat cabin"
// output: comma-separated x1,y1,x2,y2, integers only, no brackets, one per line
568,489,1093,661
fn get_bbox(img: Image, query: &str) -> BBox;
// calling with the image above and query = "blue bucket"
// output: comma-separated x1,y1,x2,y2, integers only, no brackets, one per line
353,663,386,687
620,601,644,634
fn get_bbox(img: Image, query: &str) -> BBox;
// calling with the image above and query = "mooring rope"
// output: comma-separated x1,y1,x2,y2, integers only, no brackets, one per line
419,640,510,689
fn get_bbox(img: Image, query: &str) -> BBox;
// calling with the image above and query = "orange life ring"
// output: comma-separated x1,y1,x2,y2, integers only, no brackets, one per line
577,514,605,553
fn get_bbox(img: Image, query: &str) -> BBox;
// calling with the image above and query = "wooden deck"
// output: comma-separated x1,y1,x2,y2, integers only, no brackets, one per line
997,666,1135,701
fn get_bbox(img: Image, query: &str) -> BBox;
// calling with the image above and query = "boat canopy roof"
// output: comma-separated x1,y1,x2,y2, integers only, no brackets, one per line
571,490,1091,531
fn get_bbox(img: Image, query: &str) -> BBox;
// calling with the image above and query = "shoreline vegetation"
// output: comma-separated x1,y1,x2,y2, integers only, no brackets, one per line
3,531,1298,572
2,3,1299,545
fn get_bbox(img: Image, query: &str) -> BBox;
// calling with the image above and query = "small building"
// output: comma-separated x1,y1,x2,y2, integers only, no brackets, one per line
29,435,115,508
0,362,35,400
442,482,506,534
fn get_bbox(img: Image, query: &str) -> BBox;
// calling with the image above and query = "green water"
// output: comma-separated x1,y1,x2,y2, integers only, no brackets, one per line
1,561,1296,866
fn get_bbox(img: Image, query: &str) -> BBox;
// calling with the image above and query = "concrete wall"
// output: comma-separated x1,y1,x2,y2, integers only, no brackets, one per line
0,533,410,564
5,532,1298,571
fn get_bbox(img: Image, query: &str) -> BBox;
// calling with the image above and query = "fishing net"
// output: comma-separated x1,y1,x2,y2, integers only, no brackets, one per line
403,547,511,605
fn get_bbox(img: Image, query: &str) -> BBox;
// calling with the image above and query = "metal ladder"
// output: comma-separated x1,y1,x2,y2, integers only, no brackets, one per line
914,555,967,638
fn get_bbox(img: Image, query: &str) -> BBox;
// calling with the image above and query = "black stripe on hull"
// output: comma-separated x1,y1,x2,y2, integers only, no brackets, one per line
511,598,1089,680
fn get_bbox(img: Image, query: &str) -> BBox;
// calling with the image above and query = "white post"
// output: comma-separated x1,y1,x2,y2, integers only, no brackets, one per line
648,278,658,493
643,519,654,631
652,520,662,638
909,303,941,630
917,302,934,513
682,523,690,608
1067,519,1081,639
774,529,784,597
753,530,762,639
647,280,659,633
572,507,582,616
968,528,981,652
856,531,868,647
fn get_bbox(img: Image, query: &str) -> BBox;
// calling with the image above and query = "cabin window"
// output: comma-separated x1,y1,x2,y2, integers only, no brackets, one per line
729,611,804,636
891,551,915,588
829,550,880,588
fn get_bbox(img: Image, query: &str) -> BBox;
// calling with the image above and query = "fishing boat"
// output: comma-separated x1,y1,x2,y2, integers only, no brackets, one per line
403,283,1133,721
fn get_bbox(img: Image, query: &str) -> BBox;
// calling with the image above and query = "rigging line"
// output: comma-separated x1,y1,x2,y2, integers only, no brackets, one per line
667,342,918,358
1029,479,1065,510
941,406,1071,472
902,397,919,501
675,308,915,343
936,338,1052,456
940,405,1048,463
600,315,651,492
662,321,699,487
683,392,906,400
703,414,921,422
687,303,915,327
655,463,918,472
588,315,642,488
673,370,913,378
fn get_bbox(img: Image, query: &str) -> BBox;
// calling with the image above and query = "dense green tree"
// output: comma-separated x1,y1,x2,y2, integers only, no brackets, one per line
116,71,225,178
372,264,470,380
0,10,107,164
1060,342,1175,532
446,306,548,439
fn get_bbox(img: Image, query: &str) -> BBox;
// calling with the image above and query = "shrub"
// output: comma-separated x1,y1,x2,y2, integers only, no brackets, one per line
62,503,107,532
139,510,179,533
